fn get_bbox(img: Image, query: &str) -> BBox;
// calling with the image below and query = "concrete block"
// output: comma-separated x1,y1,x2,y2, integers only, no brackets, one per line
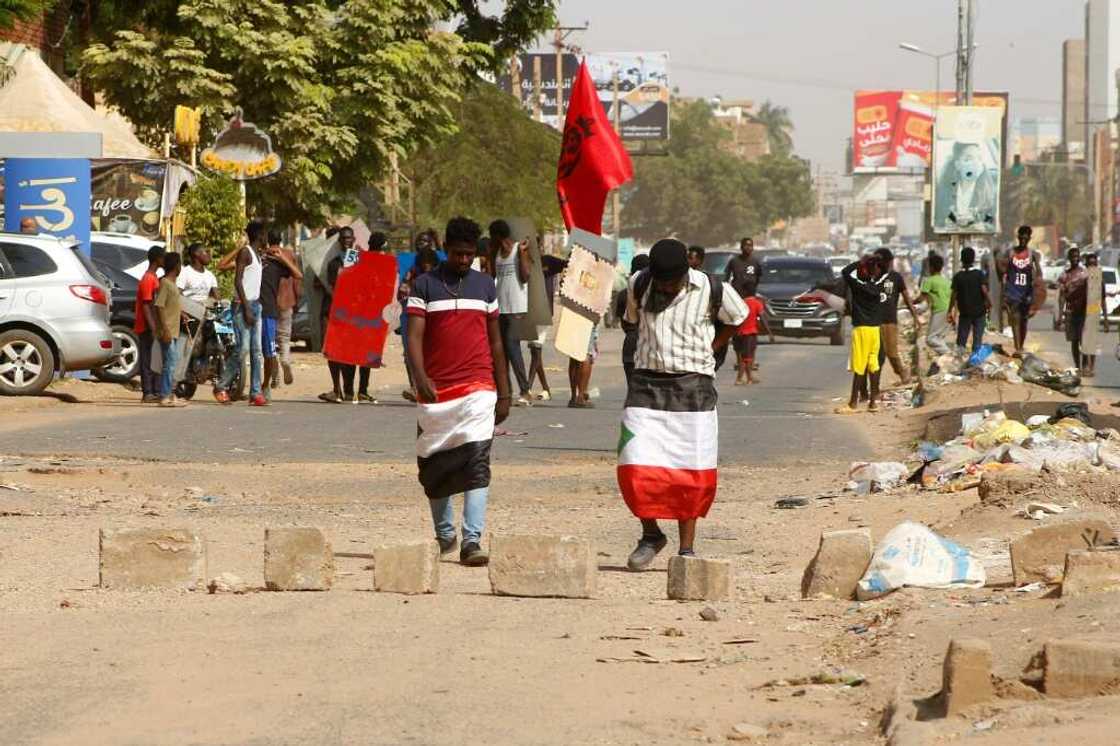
1061,549,1120,597
1009,519,1116,586
942,638,994,715
1042,640,1120,697
488,534,595,598
801,528,872,600
372,541,439,595
667,555,733,601
99,528,206,590
263,528,334,591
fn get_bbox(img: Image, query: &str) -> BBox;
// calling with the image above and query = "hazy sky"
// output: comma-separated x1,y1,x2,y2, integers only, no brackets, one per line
533,0,1084,171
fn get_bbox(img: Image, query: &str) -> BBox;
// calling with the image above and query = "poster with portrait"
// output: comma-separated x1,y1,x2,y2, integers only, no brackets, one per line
931,106,1002,235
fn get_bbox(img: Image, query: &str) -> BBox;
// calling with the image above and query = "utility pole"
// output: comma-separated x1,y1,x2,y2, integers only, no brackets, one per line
550,22,589,126
612,69,622,238
509,57,521,103
950,0,977,276
532,56,543,122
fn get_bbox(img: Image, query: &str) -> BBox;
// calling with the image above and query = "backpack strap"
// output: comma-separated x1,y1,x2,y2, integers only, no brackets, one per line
633,269,652,309
707,274,723,323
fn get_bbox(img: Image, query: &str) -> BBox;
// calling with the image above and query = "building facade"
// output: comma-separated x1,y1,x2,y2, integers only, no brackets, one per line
1063,38,1087,160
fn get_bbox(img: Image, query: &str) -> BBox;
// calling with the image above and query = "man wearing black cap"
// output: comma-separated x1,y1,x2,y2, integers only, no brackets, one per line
617,239,748,569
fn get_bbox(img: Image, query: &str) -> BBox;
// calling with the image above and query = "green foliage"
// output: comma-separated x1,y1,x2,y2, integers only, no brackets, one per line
0,0,52,30
1011,162,1093,244
179,173,244,256
405,81,562,231
455,0,557,68
79,0,554,227
751,100,794,157
623,100,814,246
179,173,245,297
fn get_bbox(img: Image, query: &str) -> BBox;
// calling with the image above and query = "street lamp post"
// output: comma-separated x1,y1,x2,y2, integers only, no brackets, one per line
898,42,979,276
898,43,956,112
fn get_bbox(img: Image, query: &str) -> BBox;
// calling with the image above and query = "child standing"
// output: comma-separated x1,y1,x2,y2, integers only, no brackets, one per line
947,246,990,353
153,252,187,408
734,288,771,385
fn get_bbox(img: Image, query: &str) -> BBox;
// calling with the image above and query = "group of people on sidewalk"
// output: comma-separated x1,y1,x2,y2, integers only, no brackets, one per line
132,223,301,408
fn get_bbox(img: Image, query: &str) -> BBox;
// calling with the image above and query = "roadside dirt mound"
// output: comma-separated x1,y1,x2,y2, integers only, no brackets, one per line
978,468,1120,512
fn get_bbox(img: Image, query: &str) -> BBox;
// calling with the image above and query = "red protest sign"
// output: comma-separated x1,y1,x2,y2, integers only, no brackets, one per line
323,251,399,367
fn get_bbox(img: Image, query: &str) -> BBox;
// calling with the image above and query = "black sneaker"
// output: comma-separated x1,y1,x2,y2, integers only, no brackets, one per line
460,541,489,566
627,533,668,571
437,536,458,556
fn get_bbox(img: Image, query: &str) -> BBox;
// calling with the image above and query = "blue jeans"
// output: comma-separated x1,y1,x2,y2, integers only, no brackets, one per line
219,300,263,397
159,337,179,399
429,487,489,544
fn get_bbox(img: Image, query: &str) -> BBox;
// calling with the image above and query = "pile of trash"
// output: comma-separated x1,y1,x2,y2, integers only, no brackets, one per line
847,404,1120,493
928,345,1081,397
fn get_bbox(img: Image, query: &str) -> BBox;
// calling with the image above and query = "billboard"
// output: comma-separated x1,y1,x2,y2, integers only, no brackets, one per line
853,91,1008,173
4,158,91,254
90,159,167,238
931,106,1003,235
500,52,670,140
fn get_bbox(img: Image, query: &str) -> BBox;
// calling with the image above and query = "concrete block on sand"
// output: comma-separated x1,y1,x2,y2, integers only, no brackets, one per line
99,528,206,590
264,528,334,591
1009,519,1116,586
372,541,439,595
1061,549,1120,597
942,638,994,715
801,528,871,600
488,534,596,598
1041,640,1120,698
667,555,733,601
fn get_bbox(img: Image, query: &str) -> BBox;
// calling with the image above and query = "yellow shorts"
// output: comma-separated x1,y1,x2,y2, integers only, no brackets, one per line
850,326,881,376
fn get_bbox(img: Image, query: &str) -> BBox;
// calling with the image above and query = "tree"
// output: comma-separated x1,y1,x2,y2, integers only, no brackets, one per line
622,99,813,246
454,0,557,67
405,81,561,231
0,0,52,30
178,173,245,295
79,0,556,226
1001,158,1093,244
751,100,794,157
179,173,244,256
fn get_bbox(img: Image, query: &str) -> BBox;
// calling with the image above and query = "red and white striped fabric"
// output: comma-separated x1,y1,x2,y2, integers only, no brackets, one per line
617,371,718,519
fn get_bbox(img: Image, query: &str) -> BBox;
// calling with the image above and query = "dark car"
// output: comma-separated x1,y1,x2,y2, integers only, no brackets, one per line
90,259,140,382
291,297,313,349
757,256,844,346
702,250,737,277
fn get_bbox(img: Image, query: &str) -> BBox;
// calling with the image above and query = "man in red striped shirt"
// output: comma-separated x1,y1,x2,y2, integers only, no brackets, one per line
406,217,511,566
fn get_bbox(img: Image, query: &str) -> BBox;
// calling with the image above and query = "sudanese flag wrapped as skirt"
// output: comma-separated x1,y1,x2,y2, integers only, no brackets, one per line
617,371,718,519
416,382,496,500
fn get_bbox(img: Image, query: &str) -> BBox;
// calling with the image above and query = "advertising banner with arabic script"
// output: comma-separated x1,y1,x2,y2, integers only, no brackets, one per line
4,158,91,254
853,91,1008,174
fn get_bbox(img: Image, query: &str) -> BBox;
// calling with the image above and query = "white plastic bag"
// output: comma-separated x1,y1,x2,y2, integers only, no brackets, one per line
856,521,986,600
848,462,909,492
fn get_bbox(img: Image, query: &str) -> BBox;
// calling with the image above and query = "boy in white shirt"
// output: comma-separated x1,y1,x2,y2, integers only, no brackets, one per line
177,243,219,303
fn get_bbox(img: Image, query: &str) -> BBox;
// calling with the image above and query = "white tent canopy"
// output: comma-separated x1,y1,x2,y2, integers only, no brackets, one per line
0,44,155,159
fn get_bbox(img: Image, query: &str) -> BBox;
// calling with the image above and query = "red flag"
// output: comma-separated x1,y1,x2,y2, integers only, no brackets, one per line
557,60,634,234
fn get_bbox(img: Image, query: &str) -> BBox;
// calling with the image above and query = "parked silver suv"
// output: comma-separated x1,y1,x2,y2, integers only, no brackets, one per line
0,232,120,395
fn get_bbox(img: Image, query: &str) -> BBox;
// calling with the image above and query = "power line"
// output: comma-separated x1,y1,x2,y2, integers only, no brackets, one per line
672,62,1065,108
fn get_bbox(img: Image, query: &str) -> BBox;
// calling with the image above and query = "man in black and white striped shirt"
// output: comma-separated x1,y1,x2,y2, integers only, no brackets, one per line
625,246,749,378
618,239,748,570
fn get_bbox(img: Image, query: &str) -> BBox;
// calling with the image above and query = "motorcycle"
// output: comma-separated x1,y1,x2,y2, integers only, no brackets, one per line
175,300,241,400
